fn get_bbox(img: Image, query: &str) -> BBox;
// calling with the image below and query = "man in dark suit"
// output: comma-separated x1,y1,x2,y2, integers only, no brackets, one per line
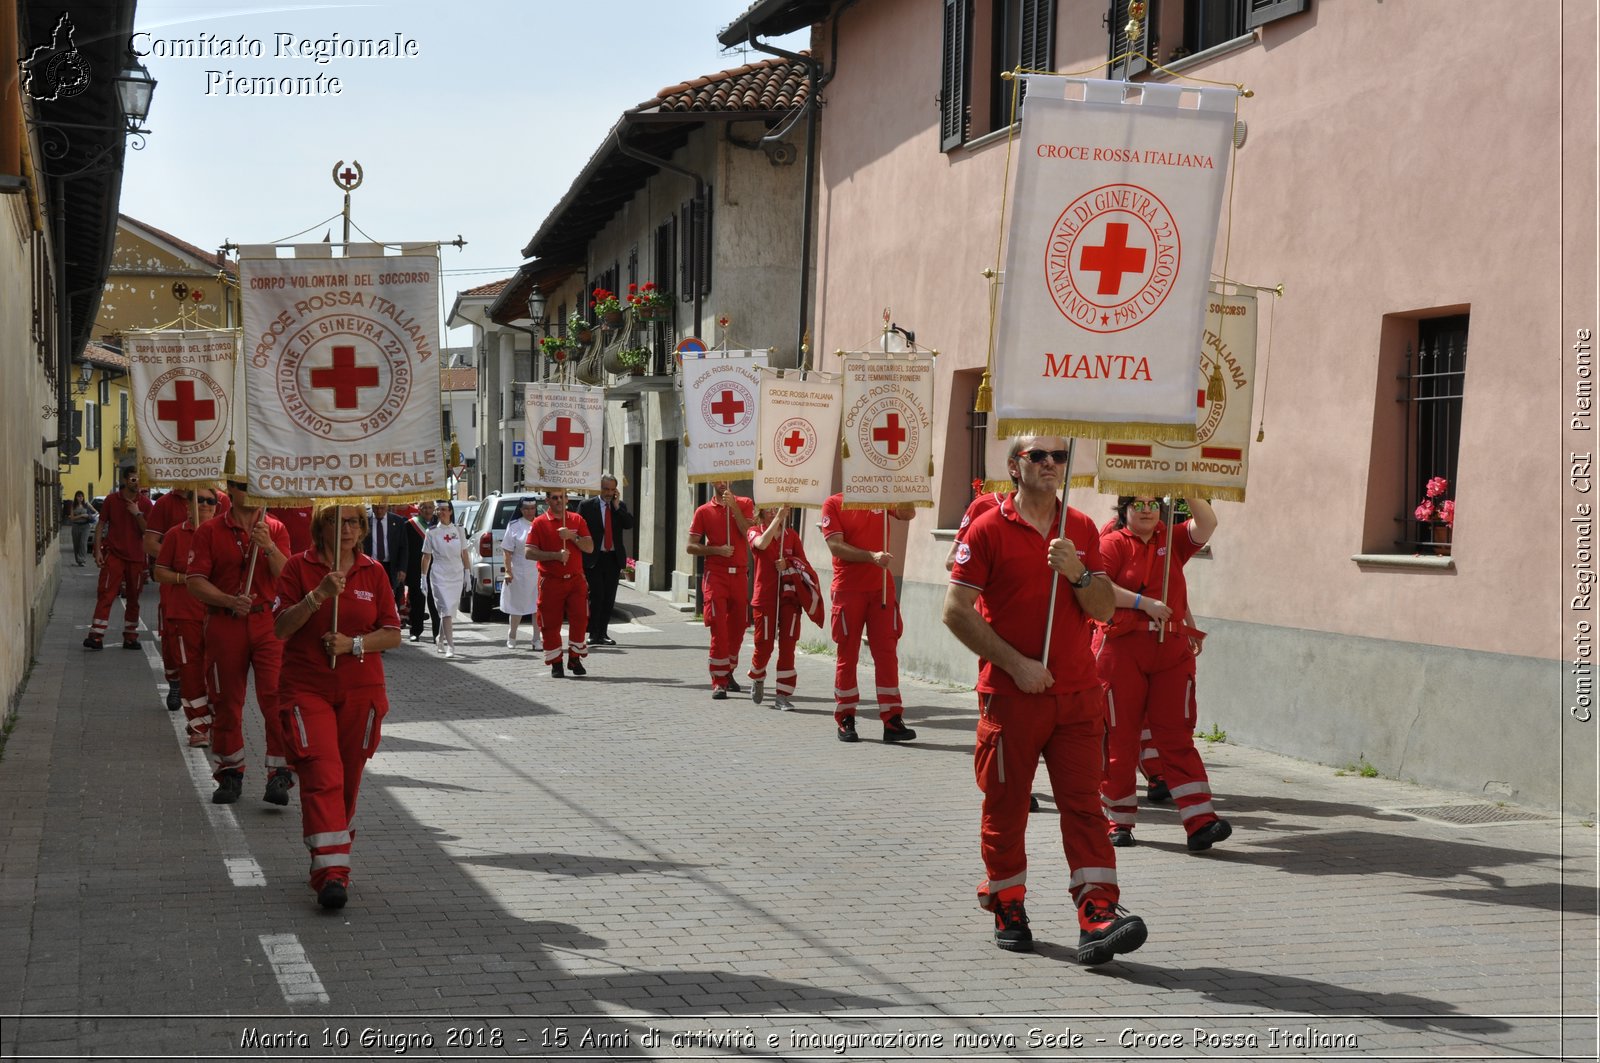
402,500,438,642
364,502,409,599
578,475,633,646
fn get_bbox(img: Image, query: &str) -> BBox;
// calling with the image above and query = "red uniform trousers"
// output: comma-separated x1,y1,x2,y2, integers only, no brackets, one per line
204,610,287,779
1093,624,1164,783
830,590,902,722
701,572,748,689
974,687,1119,911
280,684,387,891
161,618,211,740
90,554,146,642
538,575,589,665
1097,629,1219,838
748,596,802,696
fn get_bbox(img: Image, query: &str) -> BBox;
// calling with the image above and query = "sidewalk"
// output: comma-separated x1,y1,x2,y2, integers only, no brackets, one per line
0,538,1595,1061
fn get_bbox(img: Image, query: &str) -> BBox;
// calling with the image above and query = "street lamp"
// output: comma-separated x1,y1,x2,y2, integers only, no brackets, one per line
527,288,548,333
113,56,156,134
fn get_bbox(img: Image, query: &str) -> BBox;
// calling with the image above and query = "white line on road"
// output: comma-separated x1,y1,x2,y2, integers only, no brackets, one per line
258,934,330,1004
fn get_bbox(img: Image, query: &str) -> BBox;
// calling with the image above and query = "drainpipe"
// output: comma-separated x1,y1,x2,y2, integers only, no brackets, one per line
53,178,71,455
613,128,707,336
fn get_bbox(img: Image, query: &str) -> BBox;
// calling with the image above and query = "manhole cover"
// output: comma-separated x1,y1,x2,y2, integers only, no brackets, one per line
1393,803,1551,826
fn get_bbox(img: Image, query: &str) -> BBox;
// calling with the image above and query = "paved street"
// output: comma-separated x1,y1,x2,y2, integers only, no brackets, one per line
1,540,1595,1061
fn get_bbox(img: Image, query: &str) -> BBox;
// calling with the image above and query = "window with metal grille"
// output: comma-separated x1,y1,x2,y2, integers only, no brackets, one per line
1398,314,1467,552
1109,0,1305,74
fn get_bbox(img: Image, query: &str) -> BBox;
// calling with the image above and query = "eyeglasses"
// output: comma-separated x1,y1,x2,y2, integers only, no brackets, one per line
1129,500,1162,512
340,517,363,528
1022,449,1071,465
196,497,219,505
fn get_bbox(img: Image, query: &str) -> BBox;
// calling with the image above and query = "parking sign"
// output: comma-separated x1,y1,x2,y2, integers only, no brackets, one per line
511,440,525,459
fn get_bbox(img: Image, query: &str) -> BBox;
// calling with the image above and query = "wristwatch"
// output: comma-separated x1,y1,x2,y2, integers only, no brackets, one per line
1070,568,1094,589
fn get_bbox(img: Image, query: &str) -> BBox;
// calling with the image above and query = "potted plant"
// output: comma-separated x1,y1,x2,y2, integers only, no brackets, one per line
626,281,672,321
568,312,594,346
539,335,571,362
616,346,652,376
590,287,623,328
623,556,637,582
1414,476,1455,555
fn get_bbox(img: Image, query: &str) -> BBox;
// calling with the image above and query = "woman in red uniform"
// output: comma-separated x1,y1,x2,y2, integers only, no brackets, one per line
1096,495,1229,852
273,506,402,910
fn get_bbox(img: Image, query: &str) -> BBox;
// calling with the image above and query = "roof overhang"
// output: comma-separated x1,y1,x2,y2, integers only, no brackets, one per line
717,0,834,47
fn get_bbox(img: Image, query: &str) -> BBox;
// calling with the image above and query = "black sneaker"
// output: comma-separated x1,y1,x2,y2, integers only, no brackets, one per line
568,658,587,677
1186,817,1232,852
993,896,1033,952
122,638,140,650
711,686,728,700
263,768,295,806
836,715,858,742
211,770,243,805
165,687,181,712
1029,795,1042,813
726,677,743,694
1077,897,1147,965
551,662,564,679
1146,776,1171,804
317,877,349,910
882,715,917,743
82,635,102,650
1109,827,1136,847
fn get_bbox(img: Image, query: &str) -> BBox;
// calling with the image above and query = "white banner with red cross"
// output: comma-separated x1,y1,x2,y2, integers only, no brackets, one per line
238,244,444,504
753,367,841,510
993,76,1236,443
839,353,935,509
523,383,605,492
1097,284,1258,502
124,328,240,489
681,351,769,484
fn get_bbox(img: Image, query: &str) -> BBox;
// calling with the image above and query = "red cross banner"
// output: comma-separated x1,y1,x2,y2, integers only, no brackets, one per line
993,76,1237,442
238,244,444,504
753,367,841,510
125,328,240,489
1096,284,1258,502
681,351,769,484
523,383,604,492
839,354,935,509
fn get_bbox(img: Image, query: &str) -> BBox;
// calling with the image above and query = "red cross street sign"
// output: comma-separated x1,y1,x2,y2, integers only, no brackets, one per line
156,378,217,442
1079,222,1148,296
872,412,907,456
541,416,586,461
709,390,745,425
309,345,380,410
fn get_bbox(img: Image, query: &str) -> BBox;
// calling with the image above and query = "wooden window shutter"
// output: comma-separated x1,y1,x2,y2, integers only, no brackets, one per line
1247,0,1308,30
940,0,971,152
1109,0,1153,78
1019,0,1054,74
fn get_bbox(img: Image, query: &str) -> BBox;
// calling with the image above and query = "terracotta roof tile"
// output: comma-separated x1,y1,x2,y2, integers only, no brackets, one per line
461,278,510,298
120,215,238,276
641,53,809,114
82,340,127,369
440,367,478,391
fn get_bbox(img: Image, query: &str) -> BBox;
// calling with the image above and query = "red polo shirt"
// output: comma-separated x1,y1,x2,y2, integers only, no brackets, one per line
273,551,399,696
99,490,153,563
530,510,588,581
747,524,805,612
955,490,1011,542
186,510,291,606
155,523,205,622
950,497,1104,695
148,490,231,545
267,507,314,554
819,493,900,597
689,496,755,570
1099,519,1203,626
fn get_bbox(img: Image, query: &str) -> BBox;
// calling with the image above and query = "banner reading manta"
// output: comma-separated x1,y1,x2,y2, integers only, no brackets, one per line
840,354,935,509
754,368,841,510
524,383,604,493
125,328,239,489
239,244,443,504
993,76,1235,442
682,351,768,483
1097,285,1258,501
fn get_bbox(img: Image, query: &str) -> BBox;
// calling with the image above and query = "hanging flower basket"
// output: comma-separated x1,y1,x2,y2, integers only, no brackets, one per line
626,282,671,321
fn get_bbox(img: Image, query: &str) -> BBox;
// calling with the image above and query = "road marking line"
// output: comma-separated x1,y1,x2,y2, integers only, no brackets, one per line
258,934,330,1004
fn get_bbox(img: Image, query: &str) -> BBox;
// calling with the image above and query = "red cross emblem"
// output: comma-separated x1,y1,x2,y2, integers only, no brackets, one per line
1048,183,1179,335
1079,222,1147,296
442,533,455,543
782,430,806,455
872,412,907,456
156,379,216,442
309,346,380,409
541,416,586,461
710,389,745,425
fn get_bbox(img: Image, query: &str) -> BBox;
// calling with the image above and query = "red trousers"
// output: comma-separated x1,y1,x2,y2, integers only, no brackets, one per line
538,575,589,665
831,590,902,721
90,554,146,642
281,684,387,890
162,617,211,738
701,574,748,688
748,596,802,696
974,687,1119,910
1097,631,1218,838
204,610,286,779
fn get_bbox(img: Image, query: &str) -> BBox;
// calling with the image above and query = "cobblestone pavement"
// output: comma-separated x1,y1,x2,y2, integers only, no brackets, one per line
1,541,1595,1061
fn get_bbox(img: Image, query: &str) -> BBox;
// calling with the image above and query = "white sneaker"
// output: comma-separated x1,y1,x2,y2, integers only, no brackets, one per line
774,697,794,711
505,637,516,649
444,644,455,659
437,641,448,656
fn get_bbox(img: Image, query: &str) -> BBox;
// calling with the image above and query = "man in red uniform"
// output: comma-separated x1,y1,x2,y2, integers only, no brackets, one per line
525,489,593,678
153,489,221,746
267,506,314,554
944,435,1146,964
144,484,231,707
746,504,821,711
686,481,754,699
85,467,153,650
819,492,917,742
186,479,293,805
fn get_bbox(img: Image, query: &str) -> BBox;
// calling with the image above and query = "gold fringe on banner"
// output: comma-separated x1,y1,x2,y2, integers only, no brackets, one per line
686,472,753,485
839,499,934,510
1095,479,1245,504
237,489,442,509
995,418,1198,444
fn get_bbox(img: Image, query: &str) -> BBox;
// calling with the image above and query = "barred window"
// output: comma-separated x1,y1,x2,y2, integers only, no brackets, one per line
1398,315,1467,552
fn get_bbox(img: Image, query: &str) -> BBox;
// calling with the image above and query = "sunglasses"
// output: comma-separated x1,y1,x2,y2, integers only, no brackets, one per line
1022,449,1071,465
196,497,219,505
340,517,363,528
1129,500,1162,512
